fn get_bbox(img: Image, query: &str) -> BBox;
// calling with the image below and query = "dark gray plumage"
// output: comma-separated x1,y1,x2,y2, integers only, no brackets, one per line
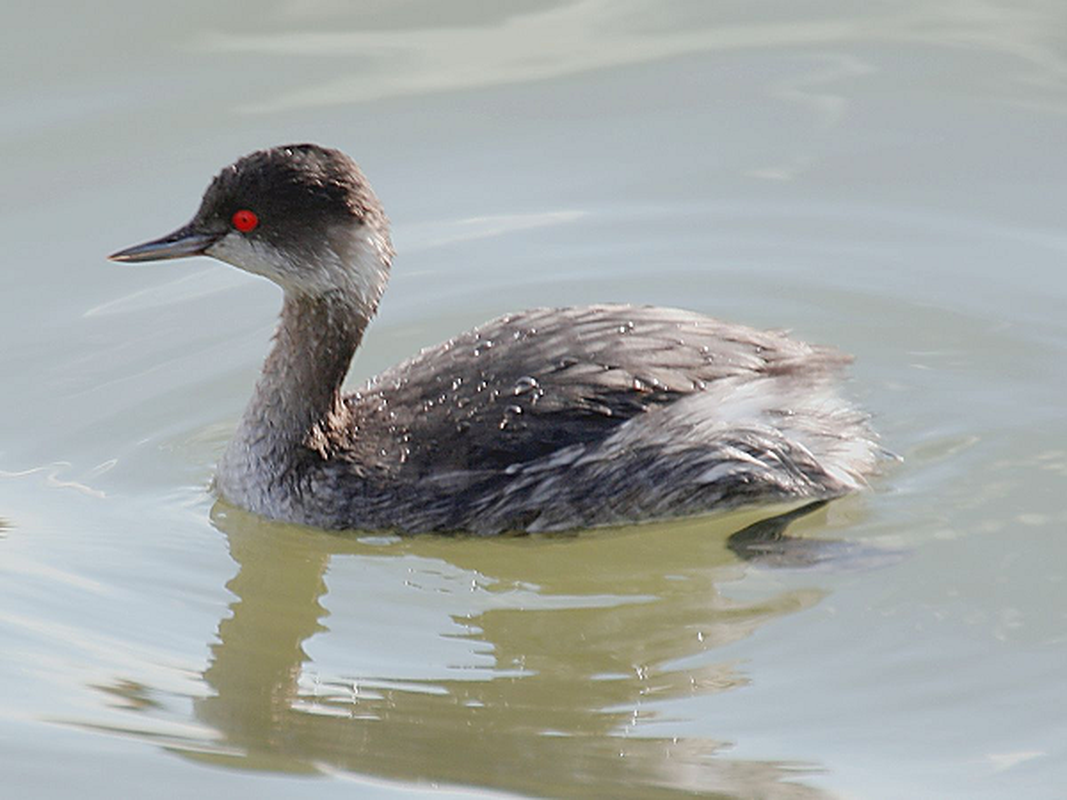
110,144,883,535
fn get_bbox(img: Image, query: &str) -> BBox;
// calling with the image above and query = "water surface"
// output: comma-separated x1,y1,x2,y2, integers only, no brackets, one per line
2,1,1066,797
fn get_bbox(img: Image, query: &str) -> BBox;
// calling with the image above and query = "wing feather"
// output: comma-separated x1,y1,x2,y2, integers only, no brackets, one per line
347,305,849,476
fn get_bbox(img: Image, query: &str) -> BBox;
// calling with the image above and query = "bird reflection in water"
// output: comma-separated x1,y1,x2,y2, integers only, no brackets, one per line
93,504,852,798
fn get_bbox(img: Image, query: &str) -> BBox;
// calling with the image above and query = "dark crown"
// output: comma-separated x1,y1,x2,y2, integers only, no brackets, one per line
194,144,389,249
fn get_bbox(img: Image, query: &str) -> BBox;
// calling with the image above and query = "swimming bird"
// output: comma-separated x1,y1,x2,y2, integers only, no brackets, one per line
109,144,881,535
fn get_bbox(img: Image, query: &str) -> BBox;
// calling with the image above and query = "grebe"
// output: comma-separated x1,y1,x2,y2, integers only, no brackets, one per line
110,144,881,535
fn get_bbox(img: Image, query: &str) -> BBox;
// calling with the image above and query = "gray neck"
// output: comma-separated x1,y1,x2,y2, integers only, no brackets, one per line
216,291,368,511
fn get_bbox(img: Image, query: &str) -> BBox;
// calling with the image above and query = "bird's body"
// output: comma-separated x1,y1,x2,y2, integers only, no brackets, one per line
111,144,882,535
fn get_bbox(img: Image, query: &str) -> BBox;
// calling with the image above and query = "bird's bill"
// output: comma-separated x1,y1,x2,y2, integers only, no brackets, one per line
108,222,220,263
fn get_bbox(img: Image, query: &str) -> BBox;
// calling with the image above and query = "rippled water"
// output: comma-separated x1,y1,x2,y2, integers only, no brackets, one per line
2,1,1066,798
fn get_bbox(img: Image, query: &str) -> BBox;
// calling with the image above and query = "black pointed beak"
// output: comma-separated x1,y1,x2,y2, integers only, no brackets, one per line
108,222,222,263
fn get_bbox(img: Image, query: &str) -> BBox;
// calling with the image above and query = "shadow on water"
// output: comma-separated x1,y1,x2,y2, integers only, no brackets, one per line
84,503,868,798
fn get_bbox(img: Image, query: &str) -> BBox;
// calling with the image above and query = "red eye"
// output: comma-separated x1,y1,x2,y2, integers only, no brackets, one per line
231,209,259,233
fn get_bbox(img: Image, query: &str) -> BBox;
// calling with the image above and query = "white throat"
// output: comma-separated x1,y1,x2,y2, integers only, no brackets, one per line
207,222,391,318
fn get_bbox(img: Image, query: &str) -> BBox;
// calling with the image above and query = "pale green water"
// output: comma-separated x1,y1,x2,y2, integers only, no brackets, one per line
2,2,1066,798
